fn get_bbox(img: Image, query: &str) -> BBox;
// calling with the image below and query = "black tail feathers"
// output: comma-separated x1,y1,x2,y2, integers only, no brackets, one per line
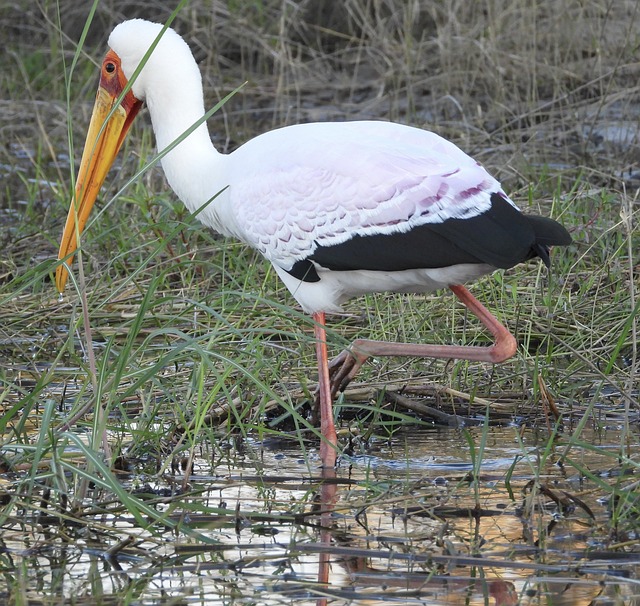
527,215,572,268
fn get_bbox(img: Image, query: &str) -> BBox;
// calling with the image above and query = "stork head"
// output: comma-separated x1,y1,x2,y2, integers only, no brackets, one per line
56,19,197,292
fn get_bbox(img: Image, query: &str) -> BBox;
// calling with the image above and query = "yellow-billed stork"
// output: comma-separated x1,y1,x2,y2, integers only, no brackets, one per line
56,19,571,468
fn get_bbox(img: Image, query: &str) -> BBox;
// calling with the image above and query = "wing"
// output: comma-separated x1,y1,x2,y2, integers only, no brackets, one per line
227,120,509,271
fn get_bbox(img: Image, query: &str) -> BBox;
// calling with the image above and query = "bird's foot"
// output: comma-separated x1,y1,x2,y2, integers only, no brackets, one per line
311,347,369,417
326,348,368,398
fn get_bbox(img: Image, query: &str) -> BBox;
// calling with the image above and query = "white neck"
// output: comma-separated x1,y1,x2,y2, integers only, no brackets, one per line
110,18,235,235
147,91,229,219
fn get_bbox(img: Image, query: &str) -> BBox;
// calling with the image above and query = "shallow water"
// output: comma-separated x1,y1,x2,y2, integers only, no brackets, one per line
2,422,638,605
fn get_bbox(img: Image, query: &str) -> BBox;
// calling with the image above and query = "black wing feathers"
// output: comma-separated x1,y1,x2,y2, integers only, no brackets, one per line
287,192,571,281
524,214,573,268
308,226,481,273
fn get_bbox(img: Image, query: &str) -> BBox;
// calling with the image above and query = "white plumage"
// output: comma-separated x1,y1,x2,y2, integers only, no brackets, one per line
107,20,515,314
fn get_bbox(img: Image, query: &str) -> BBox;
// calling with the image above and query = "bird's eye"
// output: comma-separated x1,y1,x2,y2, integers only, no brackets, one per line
105,62,116,73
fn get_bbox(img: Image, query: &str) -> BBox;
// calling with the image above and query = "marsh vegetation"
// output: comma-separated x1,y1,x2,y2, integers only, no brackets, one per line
1,1,639,604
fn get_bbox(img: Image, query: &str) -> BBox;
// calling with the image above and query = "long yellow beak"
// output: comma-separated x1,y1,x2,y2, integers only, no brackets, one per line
56,49,142,292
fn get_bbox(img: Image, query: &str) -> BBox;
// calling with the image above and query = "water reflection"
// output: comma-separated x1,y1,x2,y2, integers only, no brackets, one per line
1,425,638,604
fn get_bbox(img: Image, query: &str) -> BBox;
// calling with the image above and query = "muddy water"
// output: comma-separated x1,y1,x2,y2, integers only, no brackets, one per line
3,423,638,605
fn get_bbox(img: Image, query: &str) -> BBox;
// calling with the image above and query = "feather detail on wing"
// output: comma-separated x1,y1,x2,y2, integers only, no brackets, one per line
228,120,506,271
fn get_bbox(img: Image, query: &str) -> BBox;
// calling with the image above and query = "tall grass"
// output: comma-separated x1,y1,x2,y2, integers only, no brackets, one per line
0,1,639,601
1,0,637,449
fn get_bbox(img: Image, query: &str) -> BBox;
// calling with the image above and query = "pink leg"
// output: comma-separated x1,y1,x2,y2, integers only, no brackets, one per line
328,284,517,397
313,311,338,469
